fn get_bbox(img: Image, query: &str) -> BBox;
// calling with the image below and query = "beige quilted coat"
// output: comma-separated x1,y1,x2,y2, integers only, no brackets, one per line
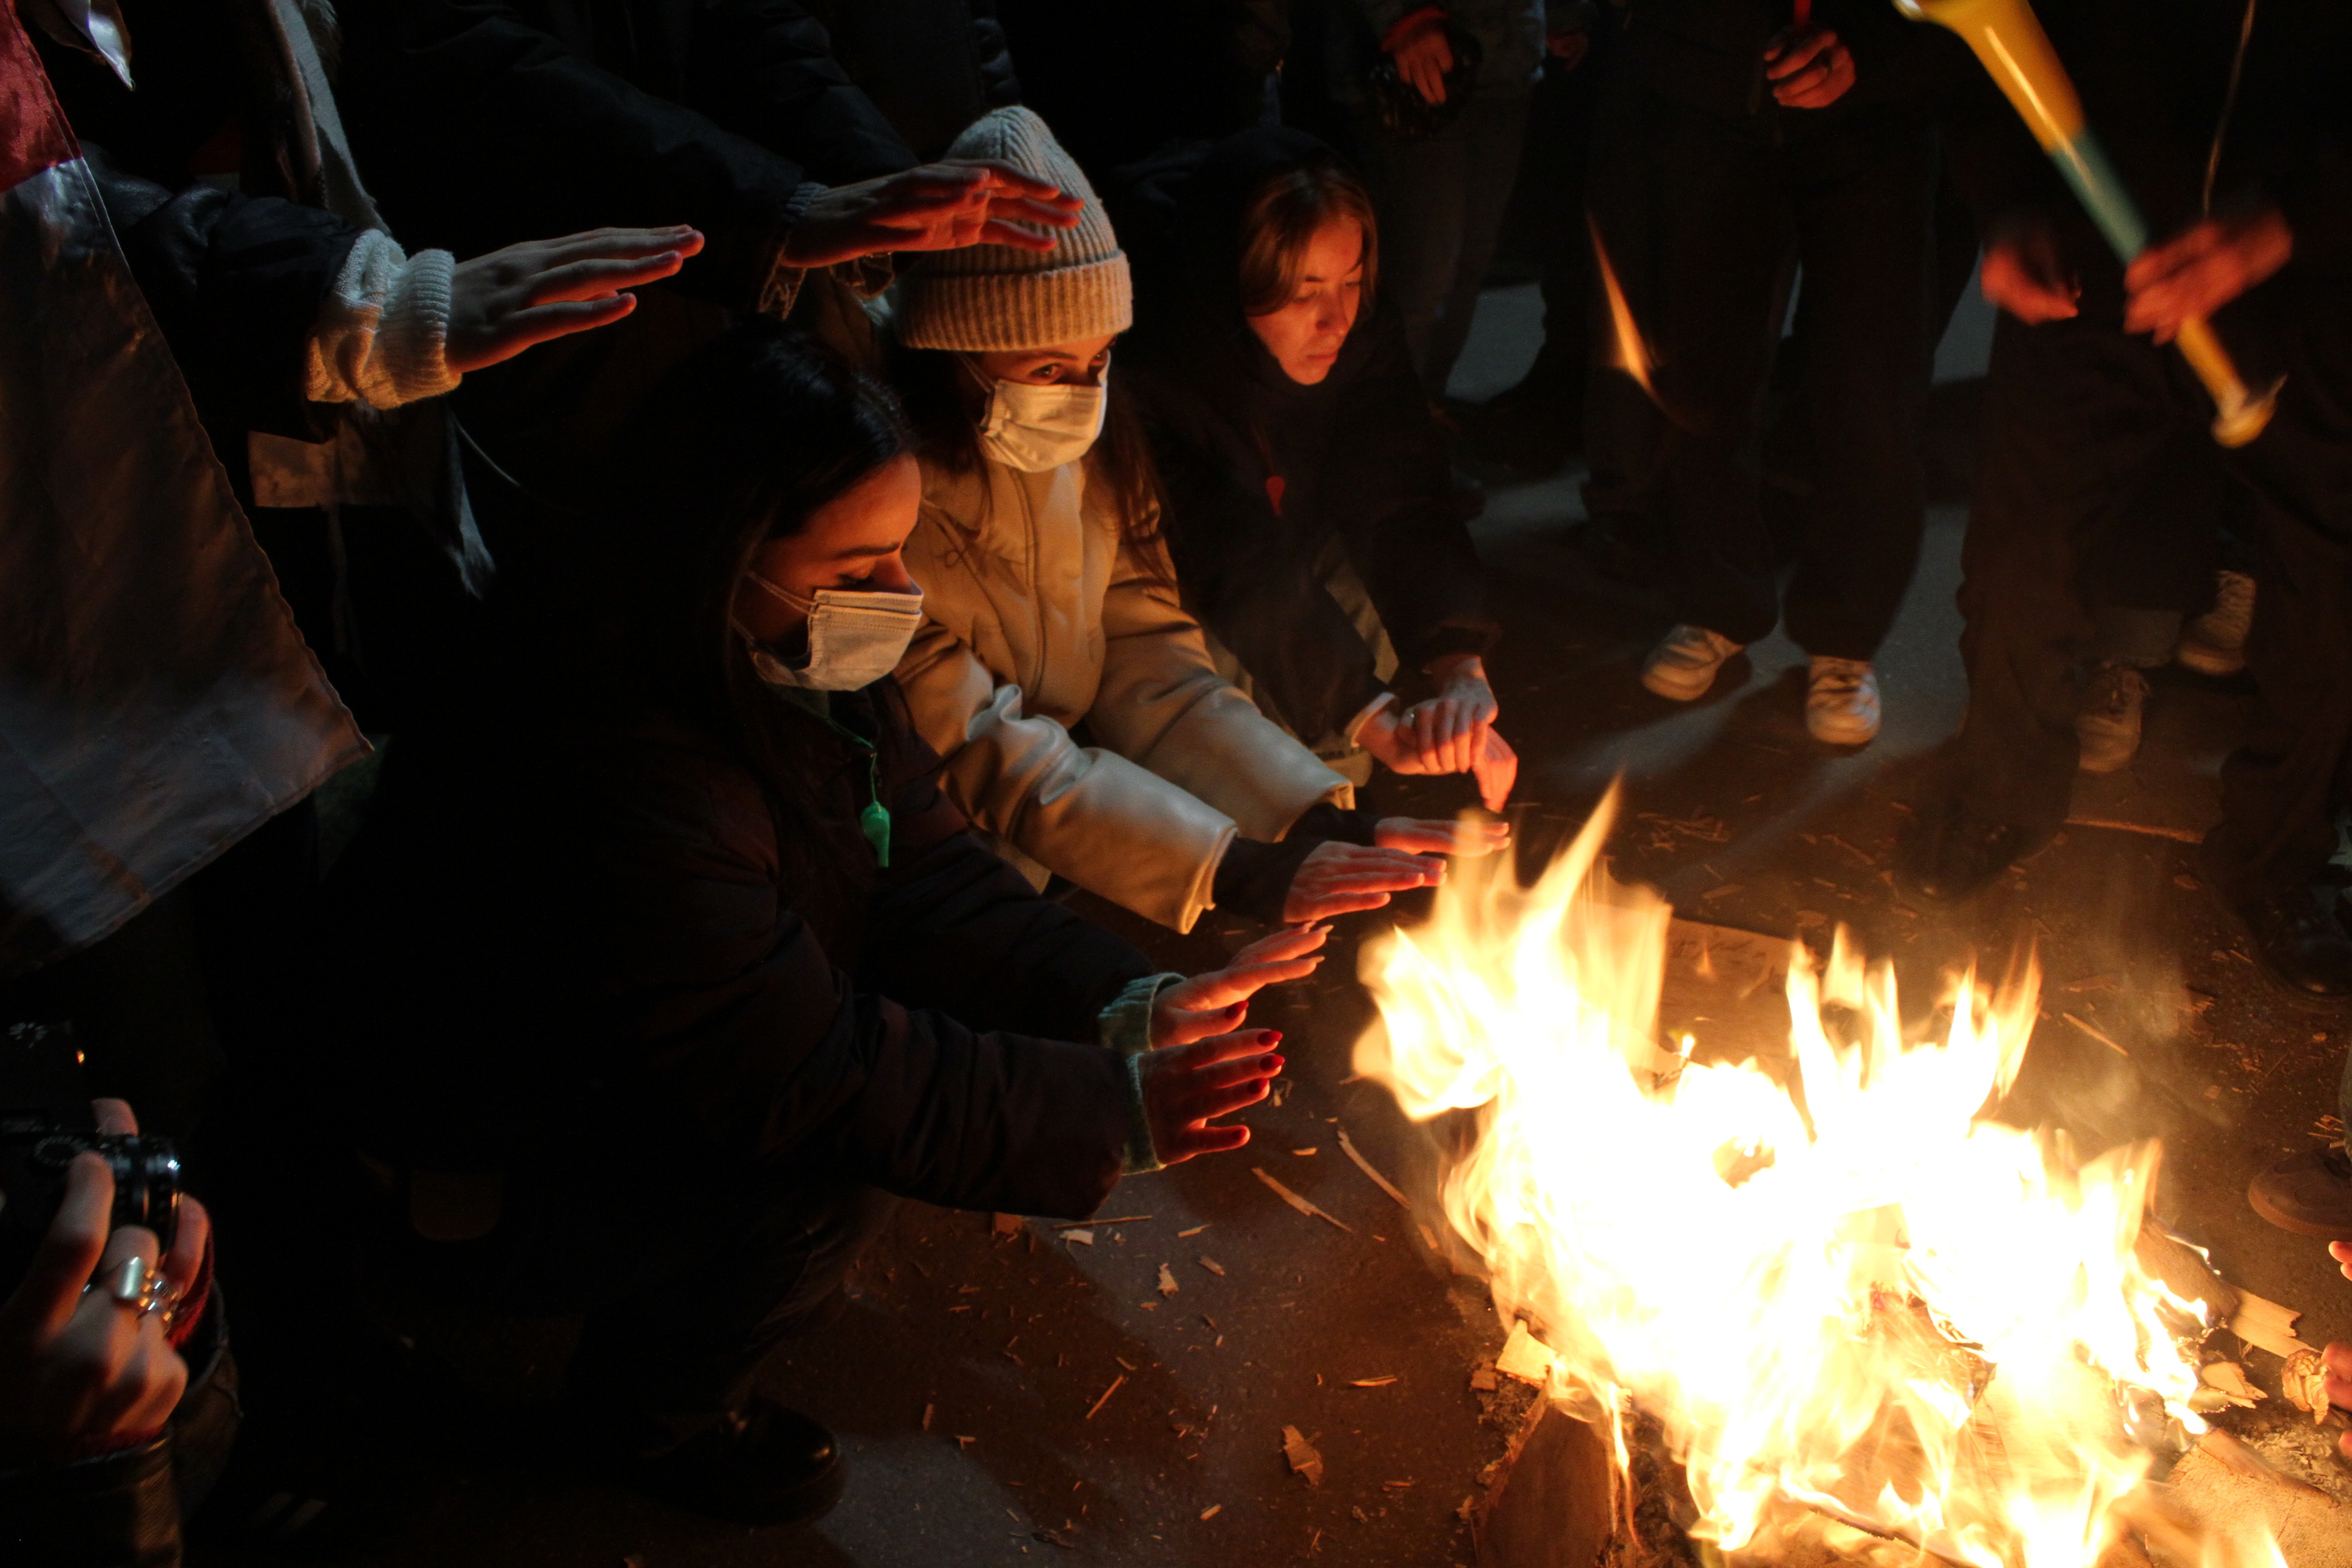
895,455,1352,931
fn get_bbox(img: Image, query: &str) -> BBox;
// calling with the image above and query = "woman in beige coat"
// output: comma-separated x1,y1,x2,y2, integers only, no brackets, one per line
888,108,1501,933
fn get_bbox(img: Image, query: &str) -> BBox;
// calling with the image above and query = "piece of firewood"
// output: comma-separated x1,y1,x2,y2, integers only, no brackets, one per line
1252,1166,1354,1233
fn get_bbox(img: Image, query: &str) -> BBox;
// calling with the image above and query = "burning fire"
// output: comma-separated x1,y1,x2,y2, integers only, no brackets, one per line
1356,789,2286,1568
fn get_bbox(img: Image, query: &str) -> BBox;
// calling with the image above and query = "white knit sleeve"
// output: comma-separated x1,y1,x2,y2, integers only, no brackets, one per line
304,234,461,409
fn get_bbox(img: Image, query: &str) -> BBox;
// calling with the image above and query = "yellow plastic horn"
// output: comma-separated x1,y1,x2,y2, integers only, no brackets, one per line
1896,0,2277,446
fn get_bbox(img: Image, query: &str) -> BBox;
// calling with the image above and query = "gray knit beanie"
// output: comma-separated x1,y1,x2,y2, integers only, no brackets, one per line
894,107,1132,352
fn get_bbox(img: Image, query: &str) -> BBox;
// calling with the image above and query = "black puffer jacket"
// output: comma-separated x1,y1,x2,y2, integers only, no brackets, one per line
1111,127,1498,743
328,675,1152,1218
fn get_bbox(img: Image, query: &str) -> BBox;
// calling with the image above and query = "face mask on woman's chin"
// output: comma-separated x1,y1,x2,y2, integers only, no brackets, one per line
737,572,925,692
968,360,1108,473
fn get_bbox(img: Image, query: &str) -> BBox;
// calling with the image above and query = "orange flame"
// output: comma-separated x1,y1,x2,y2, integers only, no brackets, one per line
1357,787,2275,1568
1588,215,1661,404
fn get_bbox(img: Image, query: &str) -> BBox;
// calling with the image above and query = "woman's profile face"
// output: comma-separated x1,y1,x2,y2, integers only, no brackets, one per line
1245,218,1366,385
735,453,923,643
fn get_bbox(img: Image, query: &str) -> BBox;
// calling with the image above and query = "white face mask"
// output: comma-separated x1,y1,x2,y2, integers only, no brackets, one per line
740,573,925,692
975,368,1109,473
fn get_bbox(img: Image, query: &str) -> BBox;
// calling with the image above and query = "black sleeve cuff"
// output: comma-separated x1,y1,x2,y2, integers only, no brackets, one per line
1210,806,1384,923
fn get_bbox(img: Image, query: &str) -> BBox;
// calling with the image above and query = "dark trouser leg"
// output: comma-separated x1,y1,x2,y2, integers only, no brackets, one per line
1422,93,1534,397
1949,316,2180,828
1352,114,1471,396
1584,84,1788,644
2203,287,2352,904
1779,122,1936,661
569,1153,899,1438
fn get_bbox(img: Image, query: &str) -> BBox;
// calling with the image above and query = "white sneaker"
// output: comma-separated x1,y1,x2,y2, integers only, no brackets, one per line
1641,624,1743,701
1805,656,1881,745
2177,569,2254,676
2076,662,2150,773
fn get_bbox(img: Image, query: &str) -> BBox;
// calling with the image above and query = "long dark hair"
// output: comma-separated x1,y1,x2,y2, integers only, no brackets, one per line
886,337,1169,574
591,324,913,883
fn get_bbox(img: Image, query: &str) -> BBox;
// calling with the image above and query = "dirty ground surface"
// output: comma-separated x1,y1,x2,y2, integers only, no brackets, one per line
193,288,2352,1567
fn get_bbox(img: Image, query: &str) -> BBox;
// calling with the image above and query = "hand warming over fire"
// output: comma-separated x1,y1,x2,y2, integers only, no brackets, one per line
1148,925,1329,1049
446,226,706,373
1137,1028,1286,1163
1763,24,1854,110
1279,818,1511,924
2123,209,2293,345
779,161,1084,270
1360,656,1520,810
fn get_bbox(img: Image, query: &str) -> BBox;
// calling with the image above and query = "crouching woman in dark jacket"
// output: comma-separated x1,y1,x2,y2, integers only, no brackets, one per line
323,326,1314,1525
1111,128,1518,810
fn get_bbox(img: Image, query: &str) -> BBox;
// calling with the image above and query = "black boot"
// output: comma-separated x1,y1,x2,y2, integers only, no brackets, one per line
2249,1147,2352,1239
2238,888,2352,1001
1896,811,2044,904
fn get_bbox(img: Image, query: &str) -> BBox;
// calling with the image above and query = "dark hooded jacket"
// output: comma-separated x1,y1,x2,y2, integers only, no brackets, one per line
325,662,1153,1220
1109,127,1498,745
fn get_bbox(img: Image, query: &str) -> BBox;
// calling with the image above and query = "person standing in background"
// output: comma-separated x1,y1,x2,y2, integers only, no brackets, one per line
1323,0,1548,407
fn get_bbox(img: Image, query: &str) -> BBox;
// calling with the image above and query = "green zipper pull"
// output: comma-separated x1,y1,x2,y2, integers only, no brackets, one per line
859,751,891,868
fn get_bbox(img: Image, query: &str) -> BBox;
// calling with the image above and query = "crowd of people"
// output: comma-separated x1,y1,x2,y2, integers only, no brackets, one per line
0,0,2348,1559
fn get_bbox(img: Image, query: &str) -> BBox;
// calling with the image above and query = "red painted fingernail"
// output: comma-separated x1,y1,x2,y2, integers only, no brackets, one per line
1262,1030,1283,1045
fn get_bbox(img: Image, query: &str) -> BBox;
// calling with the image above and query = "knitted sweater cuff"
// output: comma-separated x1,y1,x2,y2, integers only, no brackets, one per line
374,248,460,405
306,235,458,409
1098,972,1184,1174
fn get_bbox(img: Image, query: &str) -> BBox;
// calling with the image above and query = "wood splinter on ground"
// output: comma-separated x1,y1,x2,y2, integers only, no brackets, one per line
1084,1375,1126,1421
2195,1360,2264,1410
1157,1263,1179,1298
1337,1125,1413,1208
1252,1166,1354,1233
1282,1425,1325,1486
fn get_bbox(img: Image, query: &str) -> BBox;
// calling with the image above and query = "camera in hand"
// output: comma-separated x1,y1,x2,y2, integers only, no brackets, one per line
0,1022,180,1251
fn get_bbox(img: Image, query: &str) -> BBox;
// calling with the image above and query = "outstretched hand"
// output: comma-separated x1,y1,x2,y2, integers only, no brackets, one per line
1138,1027,1286,1165
1150,925,1328,1050
445,226,705,374
0,1100,210,1465
779,161,1084,270
2123,209,2292,344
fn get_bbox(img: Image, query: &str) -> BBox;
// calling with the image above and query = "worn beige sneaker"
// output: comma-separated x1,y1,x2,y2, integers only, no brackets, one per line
1640,624,1743,701
2177,568,2254,676
1805,657,1881,745
2075,662,2150,773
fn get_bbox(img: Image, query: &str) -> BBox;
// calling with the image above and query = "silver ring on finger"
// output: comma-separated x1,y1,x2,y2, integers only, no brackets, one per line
88,1255,165,1315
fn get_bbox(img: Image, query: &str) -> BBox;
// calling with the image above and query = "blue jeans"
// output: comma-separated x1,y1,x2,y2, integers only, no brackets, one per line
1353,91,1533,399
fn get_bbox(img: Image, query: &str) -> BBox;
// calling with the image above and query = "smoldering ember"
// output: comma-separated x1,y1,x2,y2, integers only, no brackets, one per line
6,0,2351,1563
